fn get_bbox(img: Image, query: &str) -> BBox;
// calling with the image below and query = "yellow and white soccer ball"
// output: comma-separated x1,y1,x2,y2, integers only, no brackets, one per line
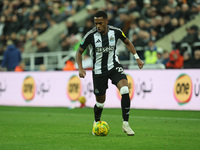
93,121,110,136
78,96,86,104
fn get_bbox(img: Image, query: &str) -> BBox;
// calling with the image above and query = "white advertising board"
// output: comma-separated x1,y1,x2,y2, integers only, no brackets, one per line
0,70,199,110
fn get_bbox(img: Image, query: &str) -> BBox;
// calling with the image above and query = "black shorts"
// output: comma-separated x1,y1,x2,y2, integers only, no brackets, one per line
92,64,127,96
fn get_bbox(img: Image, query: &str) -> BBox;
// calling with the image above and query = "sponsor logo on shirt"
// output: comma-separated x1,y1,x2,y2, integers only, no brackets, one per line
96,46,115,53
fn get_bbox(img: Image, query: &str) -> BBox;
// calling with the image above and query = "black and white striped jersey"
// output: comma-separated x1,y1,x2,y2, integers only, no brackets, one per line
80,25,126,74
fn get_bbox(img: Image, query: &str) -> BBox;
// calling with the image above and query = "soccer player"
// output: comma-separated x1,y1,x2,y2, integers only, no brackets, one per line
76,10,144,136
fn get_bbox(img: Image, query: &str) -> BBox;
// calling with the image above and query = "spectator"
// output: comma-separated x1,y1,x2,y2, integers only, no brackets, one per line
166,49,184,69
179,3,191,22
138,19,148,31
51,7,63,23
60,18,79,51
132,30,150,60
0,45,4,56
117,39,129,61
63,57,76,71
114,9,129,32
75,0,86,12
86,4,98,20
190,3,200,19
75,53,92,70
1,40,21,71
193,29,200,44
151,0,167,14
180,25,198,43
191,49,200,68
39,21,48,34
128,11,141,23
168,0,178,8
107,12,115,26
162,50,170,66
144,40,158,64
35,41,50,65
191,30,200,56
168,18,179,33
15,62,25,72
156,47,164,64
61,1,75,19
127,0,140,14
180,25,199,56
150,29,159,41
170,7,181,19
0,16,5,37
0,45,5,66
141,0,151,22
179,17,186,26
9,14,21,33
82,18,93,35
0,1,2,12
10,32,18,46
160,15,172,36
161,5,171,16
183,48,200,69
39,64,47,71
17,34,26,52
128,21,140,42
183,51,193,68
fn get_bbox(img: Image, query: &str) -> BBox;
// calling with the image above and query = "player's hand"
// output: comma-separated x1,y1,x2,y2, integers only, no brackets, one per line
79,69,86,78
136,59,144,69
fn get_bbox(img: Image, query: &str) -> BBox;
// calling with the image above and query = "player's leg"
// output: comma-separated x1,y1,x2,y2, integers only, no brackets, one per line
117,79,135,136
92,95,105,135
92,73,108,122
109,64,134,136
109,65,130,122
94,94,105,122
117,79,130,122
92,74,108,135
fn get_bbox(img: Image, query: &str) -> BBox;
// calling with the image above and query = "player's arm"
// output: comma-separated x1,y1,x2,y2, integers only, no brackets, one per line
76,47,86,78
124,38,144,69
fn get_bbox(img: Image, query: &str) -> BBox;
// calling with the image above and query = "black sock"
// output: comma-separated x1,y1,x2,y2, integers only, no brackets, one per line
94,104,103,122
121,93,130,122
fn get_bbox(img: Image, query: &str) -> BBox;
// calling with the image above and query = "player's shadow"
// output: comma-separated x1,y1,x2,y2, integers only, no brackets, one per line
110,133,132,137
90,133,131,137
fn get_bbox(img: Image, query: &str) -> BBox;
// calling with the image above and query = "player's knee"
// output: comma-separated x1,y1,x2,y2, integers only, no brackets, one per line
120,86,129,95
96,102,105,108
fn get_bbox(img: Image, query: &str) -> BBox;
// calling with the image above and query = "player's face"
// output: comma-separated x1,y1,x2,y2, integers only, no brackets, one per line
94,17,108,34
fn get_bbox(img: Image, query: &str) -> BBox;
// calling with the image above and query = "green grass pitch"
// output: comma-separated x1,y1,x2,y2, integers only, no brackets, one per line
0,106,200,150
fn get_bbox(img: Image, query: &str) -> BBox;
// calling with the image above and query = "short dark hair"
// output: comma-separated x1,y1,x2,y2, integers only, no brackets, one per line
94,10,108,19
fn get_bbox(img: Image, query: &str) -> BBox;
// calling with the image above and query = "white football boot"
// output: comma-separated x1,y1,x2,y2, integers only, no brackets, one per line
92,121,97,135
122,121,135,136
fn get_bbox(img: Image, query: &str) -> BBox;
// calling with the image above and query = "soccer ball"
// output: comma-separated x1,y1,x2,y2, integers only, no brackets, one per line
93,121,110,136
78,96,86,104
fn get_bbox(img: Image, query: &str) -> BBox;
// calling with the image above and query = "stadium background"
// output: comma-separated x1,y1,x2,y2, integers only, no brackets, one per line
0,0,200,71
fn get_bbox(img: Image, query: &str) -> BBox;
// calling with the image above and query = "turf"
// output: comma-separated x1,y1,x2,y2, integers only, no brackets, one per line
0,106,200,150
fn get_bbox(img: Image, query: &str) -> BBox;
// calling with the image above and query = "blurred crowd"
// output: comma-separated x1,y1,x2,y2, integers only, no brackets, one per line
0,0,200,71
0,0,93,52
101,0,200,69
0,0,93,71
